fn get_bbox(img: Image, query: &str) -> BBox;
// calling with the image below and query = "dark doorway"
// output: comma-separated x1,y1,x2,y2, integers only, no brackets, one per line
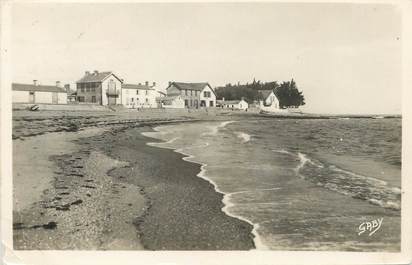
29,92,35,103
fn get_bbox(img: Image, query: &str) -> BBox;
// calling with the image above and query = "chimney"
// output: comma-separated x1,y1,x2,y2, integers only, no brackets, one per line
85,71,90,75
94,70,99,75
138,82,141,85
33,80,38,86
153,81,156,87
56,81,61,87
145,81,149,86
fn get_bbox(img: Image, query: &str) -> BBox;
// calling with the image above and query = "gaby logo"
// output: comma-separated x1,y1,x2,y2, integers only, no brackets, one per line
358,218,383,236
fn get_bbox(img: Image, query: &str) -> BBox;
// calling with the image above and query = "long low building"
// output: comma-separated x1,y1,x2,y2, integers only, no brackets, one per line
12,81,67,104
217,99,249,110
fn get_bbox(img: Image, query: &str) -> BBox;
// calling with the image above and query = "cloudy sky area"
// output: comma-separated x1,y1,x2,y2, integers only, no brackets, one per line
12,3,401,114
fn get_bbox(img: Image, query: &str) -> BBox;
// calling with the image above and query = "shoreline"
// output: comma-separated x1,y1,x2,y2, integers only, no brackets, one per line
13,118,256,250
143,124,265,250
97,124,256,250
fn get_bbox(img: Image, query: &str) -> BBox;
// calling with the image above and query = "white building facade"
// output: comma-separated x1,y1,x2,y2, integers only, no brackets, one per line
217,99,249,110
166,82,216,108
76,71,123,106
121,82,160,108
12,81,67,104
259,90,280,111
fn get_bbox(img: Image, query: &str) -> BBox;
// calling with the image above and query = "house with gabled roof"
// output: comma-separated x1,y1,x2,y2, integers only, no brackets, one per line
12,80,68,104
258,90,280,110
76,70,123,105
166,82,216,108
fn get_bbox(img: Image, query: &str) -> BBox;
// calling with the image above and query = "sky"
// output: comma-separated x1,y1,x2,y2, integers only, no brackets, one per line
11,3,402,114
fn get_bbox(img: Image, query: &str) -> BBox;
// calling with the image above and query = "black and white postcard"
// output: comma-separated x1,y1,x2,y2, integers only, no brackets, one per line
1,1,411,265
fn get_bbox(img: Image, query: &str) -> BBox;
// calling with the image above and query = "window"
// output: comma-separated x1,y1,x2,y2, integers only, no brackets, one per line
204,91,211,98
86,83,90,92
145,90,148,95
81,87,85,93
185,99,189,107
190,90,193,96
131,98,134,102
91,83,96,92
108,79,116,90
145,98,148,103
136,90,139,95
185,90,188,96
210,101,214,107
195,91,198,96
77,96,85,102
181,90,185,96
91,96,96,103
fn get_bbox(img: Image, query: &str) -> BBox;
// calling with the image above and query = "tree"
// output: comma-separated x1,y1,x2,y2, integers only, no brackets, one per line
215,79,305,107
274,79,305,108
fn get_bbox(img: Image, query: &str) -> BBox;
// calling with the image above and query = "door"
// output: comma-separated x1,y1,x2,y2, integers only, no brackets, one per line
52,92,58,104
108,96,116,105
29,92,35,103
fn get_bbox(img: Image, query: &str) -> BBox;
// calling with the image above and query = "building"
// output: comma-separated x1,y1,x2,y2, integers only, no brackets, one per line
12,80,67,104
258,90,280,110
166,82,216,108
121,82,160,108
217,98,249,110
158,95,185,108
76,71,123,105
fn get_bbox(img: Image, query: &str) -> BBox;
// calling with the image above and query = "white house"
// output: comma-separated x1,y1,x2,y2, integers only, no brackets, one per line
166,82,216,108
121,82,160,108
76,71,123,105
158,95,185,109
217,98,249,110
12,80,67,104
258,90,280,111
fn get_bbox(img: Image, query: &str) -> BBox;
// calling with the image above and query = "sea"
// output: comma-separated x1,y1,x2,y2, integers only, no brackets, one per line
142,117,401,251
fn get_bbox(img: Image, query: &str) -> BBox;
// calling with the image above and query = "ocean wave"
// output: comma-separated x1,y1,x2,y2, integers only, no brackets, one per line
202,120,235,136
272,149,401,211
294,153,401,211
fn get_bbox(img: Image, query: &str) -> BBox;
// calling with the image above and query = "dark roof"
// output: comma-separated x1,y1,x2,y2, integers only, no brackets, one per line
77,71,123,83
258,90,273,100
169,82,210,91
122,83,154,90
12,83,67,93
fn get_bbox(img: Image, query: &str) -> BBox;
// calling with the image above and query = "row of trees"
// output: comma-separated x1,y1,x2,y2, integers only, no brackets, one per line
215,78,305,108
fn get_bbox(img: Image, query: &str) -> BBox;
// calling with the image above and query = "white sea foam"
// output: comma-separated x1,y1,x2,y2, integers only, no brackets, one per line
236,132,252,143
332,166,388,186
272,149,294,155
202,120,235,136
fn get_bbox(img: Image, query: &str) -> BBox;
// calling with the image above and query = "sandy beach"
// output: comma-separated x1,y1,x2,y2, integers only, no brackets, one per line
12,110,255,250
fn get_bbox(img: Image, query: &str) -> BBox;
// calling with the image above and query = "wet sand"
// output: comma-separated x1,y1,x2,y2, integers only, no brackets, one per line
87,125,255,250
